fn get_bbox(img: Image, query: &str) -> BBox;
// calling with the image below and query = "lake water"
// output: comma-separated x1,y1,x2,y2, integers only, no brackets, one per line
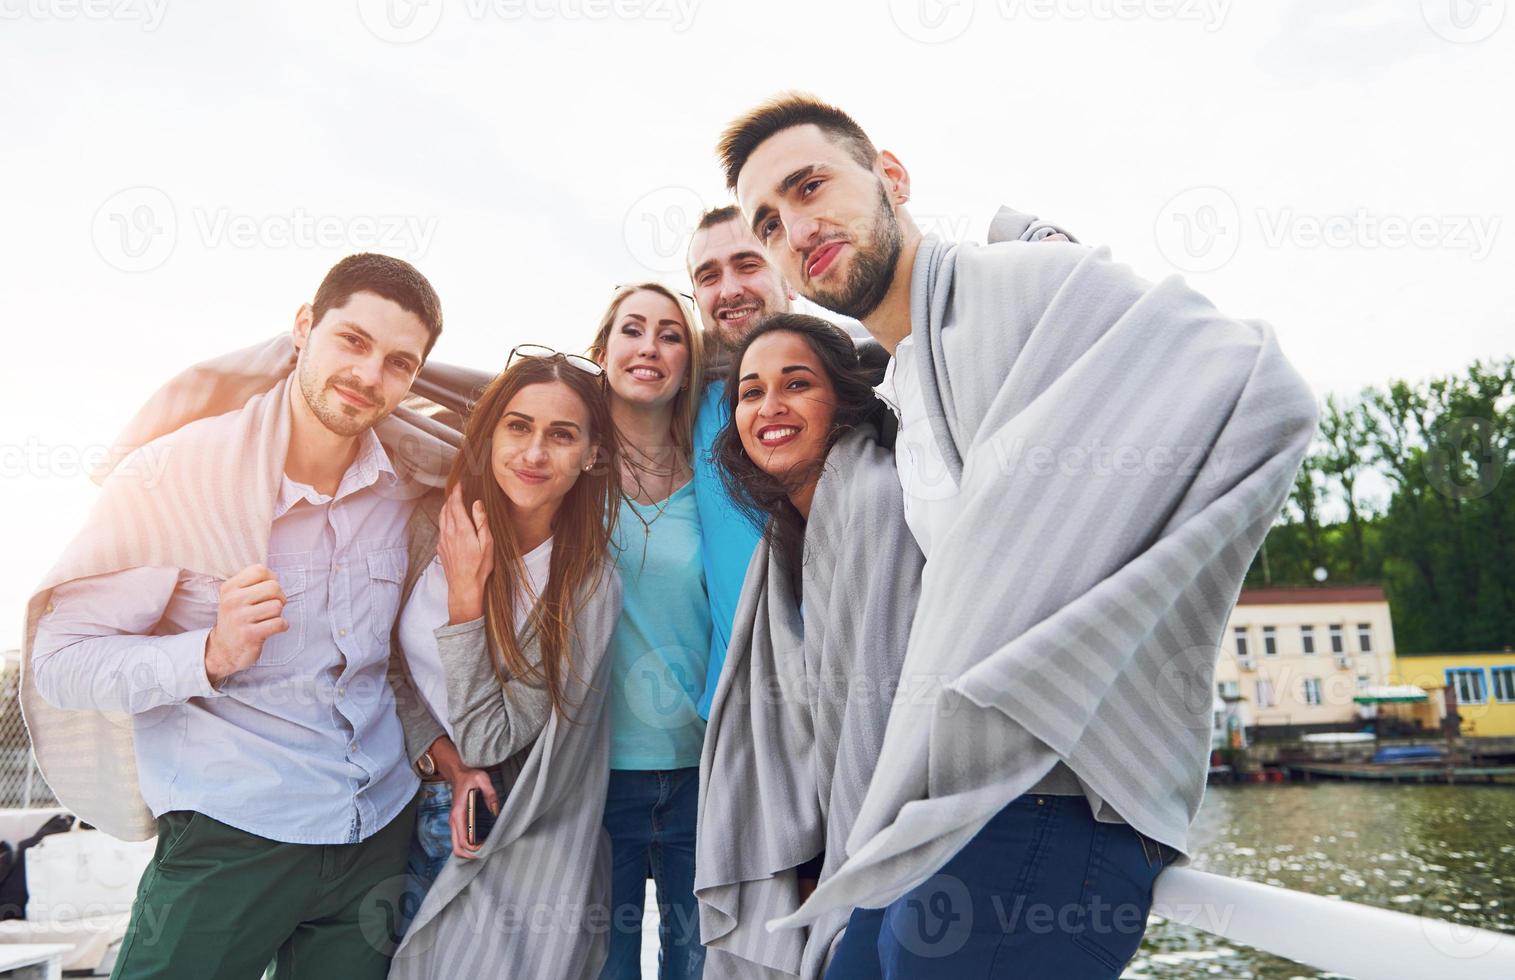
1132,783,1515,978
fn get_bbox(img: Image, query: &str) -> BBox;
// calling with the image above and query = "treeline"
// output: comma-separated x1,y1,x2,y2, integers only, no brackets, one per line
1244,358,1515,654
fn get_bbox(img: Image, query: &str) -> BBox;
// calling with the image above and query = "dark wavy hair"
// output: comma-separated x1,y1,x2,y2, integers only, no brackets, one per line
713,313,887,588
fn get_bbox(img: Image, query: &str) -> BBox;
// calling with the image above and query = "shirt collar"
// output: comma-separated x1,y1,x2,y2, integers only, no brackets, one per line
274,427,397,519
873,335,914,420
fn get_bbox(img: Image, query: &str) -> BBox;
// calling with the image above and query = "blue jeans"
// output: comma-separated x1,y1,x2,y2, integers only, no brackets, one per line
825,794,1176,979
396,780,454,939
599,767,705,980
397,771,508,940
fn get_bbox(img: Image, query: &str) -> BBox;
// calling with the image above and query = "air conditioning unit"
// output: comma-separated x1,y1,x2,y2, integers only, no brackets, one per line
1238,656,1257,672
1334,653,1353,670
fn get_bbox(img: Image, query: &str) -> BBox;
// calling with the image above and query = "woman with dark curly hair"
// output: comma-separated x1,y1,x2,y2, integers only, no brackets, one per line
694,313,923,979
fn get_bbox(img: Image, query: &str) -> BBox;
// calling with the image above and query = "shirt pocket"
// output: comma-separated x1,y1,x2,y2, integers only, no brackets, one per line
249,557,309,668
365,544,408,648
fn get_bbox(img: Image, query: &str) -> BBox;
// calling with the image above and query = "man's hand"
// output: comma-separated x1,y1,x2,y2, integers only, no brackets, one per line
204,564,288,686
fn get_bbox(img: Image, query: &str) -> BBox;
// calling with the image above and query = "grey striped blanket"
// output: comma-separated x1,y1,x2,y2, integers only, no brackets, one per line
773,235,1317,930
389,563,622,979
695,426,925,977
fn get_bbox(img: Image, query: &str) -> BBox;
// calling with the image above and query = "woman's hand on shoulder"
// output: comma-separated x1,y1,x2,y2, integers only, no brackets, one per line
439,485,493,625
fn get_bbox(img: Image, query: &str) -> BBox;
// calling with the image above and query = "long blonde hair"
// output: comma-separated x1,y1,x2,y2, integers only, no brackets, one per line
587,283,704,460
445,356,619,720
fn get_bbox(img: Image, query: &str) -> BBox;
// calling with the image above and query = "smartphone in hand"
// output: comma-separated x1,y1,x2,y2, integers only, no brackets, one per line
466,787,497,848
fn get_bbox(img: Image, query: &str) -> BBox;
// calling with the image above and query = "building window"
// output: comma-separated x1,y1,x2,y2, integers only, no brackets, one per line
1256,679,1276,708
1262,626,1277,657
1446,668,1487,705
1329,625,1345,655
1491,667,1515,704
1357,674,1371,691
1233,627,1249,660
1357,623,1373,653
1302,677,1323,706
1301,625,1316,655
1217,680,1241,700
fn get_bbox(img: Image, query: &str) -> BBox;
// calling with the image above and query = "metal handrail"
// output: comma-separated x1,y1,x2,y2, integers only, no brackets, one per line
1153,867,1515,979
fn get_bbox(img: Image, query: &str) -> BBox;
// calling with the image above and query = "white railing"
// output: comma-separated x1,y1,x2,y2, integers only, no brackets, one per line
1154,867,1515,980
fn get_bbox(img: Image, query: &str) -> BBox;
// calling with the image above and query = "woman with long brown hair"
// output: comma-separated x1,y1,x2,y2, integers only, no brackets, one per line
587,282,712,979
387,349,625,978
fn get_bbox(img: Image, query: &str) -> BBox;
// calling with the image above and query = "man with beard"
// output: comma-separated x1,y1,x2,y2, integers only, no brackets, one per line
716,95,1316,978
686,205,795,719
27,254,444,979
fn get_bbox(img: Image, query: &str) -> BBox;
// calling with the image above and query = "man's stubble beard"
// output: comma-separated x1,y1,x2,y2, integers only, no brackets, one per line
805,183,902,322
297,353,381,438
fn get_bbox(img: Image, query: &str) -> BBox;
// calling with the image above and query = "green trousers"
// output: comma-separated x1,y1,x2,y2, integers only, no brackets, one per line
110,797,419,980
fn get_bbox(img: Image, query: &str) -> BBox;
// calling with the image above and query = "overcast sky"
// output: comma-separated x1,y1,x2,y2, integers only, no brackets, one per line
3,0,1511,642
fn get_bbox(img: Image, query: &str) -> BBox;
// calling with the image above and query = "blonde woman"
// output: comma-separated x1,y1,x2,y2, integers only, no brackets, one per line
588,283,711,979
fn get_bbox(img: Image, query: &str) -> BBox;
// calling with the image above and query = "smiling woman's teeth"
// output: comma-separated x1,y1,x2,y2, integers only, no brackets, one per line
760,427,798,444
629,367,662,380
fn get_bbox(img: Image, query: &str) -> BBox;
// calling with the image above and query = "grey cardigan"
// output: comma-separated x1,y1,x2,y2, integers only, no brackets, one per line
387,496,625,979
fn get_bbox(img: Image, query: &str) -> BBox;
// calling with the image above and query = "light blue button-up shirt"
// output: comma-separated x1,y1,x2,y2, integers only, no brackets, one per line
34,428,420,845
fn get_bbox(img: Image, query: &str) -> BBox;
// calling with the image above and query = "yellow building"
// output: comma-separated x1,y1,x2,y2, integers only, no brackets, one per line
1214,585,1396,735
1391,652,1515,738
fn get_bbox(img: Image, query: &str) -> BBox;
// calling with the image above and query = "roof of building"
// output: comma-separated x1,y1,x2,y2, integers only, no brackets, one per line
1236,585,1387,605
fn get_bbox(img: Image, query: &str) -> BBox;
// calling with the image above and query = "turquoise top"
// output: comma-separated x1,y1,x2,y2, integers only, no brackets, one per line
690,380,764,719
607,480,711,770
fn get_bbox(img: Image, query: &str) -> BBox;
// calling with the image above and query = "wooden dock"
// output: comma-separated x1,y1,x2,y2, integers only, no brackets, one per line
1285,762,1515,784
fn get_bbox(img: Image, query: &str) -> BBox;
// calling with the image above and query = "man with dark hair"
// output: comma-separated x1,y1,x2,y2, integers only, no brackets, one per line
25,254,450,979
685,205,796,721
312,252,445,360
716,95,1316,978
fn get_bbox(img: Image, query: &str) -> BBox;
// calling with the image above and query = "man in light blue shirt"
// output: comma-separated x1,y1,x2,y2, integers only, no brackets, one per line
686,206,797,718
32,254,444,980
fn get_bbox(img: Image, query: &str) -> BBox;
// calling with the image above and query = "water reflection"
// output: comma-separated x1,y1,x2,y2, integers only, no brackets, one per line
1132,784,1515,978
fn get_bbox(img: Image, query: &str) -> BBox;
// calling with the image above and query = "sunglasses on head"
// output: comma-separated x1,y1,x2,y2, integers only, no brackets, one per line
506,344,604,377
